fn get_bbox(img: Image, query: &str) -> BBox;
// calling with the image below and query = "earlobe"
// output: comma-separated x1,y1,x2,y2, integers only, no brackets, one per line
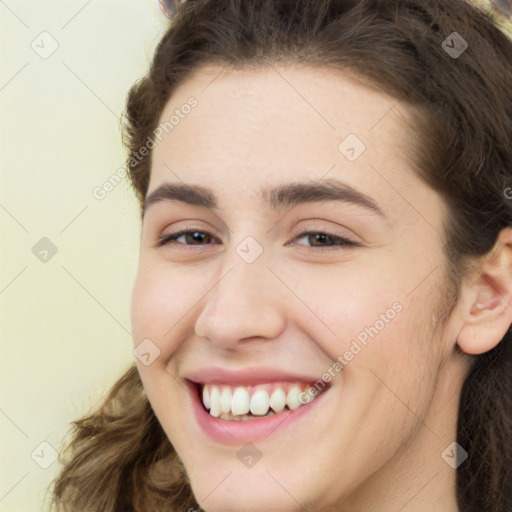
457,228,512,356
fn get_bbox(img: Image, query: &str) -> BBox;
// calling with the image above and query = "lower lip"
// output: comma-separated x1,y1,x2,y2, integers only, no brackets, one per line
187,381,329,445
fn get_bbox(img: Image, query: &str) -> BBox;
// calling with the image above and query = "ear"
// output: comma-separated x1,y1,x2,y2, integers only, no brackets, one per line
457,227,512,355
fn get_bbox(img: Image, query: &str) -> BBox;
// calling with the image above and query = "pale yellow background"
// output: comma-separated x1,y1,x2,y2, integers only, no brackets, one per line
0,1,168,511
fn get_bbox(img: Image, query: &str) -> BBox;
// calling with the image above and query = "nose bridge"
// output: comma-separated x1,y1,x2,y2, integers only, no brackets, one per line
194,245,285,347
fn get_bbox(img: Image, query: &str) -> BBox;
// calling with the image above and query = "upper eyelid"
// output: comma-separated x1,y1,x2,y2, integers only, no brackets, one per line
159,225,354,238
156,217,357,235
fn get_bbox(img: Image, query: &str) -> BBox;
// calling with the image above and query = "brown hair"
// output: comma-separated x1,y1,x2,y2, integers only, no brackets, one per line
46,1,512,510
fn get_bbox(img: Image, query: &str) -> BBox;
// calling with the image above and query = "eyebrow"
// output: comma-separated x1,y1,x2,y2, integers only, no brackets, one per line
142,178,385,218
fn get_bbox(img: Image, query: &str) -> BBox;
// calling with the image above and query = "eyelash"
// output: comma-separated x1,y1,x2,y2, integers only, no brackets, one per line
155,228,360,252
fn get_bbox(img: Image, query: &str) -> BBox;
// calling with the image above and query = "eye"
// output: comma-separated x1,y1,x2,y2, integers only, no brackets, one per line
156,229,218,248
291,230,361,251
156,228,360,252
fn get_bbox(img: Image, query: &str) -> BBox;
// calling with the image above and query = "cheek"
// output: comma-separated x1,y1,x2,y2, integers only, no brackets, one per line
302,256,437,361
282,263,407,362
130,263,204,357
305,265,438,417
339,293,440,440
328,287,434,382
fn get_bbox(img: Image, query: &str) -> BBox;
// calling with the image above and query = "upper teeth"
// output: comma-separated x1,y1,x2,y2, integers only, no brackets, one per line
201,383,314,418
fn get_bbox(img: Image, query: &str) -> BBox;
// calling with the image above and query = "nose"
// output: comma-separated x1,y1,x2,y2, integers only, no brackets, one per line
194,252,286,350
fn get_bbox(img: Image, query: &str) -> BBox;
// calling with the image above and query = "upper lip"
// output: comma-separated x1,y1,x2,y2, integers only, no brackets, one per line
184,366,322,386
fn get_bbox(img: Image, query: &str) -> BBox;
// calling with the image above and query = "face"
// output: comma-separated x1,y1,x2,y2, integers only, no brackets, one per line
130,64,466,511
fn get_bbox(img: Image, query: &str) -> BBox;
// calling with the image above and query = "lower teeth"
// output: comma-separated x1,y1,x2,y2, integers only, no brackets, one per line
217,410,277,421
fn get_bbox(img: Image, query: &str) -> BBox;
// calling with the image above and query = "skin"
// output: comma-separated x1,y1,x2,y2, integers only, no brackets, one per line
130,64,512,511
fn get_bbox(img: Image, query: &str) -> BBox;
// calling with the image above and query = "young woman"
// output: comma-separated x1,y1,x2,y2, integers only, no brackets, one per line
47,1,512,510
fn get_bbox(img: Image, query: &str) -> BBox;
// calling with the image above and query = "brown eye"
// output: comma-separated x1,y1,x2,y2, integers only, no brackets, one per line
292,231,361,251
157,229,217,247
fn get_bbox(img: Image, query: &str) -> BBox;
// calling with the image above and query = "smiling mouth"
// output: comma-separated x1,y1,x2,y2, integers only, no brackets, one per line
192,381,329,421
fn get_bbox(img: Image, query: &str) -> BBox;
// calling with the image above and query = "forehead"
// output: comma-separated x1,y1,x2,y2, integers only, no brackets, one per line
148,64,431,218
153,64,409,164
